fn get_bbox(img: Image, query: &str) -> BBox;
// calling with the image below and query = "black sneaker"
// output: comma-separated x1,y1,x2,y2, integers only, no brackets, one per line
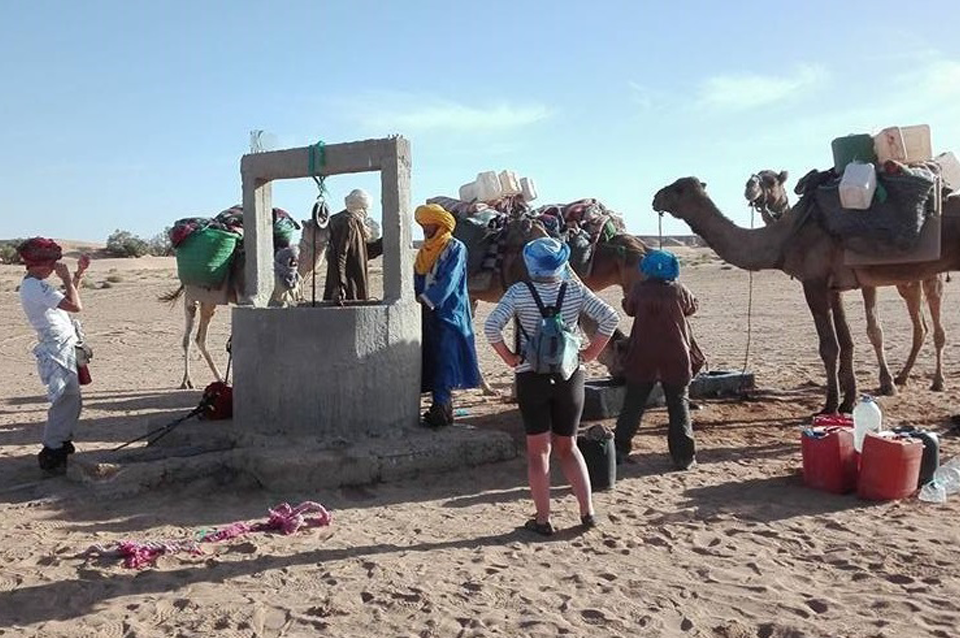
38,446,68,474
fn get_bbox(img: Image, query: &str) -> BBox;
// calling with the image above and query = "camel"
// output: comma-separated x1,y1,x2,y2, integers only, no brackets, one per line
744,169,947,394
466,214,648,393
654,176,959,414
161,218,330,389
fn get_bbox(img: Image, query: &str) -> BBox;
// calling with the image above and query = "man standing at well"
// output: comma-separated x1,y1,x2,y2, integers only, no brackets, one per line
413,203,481,427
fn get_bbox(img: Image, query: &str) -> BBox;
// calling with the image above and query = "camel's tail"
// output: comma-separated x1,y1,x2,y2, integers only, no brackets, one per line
158,285,185,304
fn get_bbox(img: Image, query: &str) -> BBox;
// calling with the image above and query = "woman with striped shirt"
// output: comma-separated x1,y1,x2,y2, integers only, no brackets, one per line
485,238,619,535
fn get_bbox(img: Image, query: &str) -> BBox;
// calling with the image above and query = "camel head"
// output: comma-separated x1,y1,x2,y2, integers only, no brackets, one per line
652,177,709,219
744,170,789,222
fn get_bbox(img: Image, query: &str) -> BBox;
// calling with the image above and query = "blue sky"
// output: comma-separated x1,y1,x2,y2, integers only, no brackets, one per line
2,0,959,242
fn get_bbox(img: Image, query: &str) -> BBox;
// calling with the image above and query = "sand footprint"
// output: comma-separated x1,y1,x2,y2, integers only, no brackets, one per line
580,608,608,625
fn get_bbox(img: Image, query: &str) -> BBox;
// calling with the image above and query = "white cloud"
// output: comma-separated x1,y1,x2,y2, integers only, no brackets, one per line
628,81,669,111
697,65,827,111
345,95,551,133
914,59,960,99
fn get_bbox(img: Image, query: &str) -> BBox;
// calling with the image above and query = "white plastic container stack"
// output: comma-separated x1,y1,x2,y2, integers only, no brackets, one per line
498,170,521,197
520,177,538,202
459,181,478,202
839,162,878,210
874,125,933,164
934,151,960,192
475,171,503,202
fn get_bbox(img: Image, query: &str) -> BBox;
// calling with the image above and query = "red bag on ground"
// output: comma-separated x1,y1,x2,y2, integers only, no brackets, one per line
201,382,233,420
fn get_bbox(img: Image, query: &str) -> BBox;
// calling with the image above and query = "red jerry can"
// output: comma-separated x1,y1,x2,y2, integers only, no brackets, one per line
801,426,858,494
857,432,923,501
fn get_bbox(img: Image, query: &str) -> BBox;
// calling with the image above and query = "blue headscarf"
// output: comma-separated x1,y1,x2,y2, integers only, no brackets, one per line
523,237,570,280
640,249,680,281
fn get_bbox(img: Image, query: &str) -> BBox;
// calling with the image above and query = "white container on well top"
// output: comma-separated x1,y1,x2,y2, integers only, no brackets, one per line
839,162,877,210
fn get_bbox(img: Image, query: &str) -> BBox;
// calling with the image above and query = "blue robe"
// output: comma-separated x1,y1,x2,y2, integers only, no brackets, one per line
415,238,481,401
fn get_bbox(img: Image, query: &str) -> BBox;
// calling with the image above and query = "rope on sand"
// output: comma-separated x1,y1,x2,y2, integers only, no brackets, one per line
86,501,332,569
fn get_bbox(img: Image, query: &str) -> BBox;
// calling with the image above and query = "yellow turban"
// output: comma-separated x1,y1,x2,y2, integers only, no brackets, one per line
414,204,457,276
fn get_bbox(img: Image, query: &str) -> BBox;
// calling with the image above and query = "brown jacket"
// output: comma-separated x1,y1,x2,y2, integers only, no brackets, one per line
622,279,699,386
323,210,382,302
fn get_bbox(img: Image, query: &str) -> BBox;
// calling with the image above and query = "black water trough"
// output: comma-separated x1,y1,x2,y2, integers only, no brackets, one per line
582,370,755,421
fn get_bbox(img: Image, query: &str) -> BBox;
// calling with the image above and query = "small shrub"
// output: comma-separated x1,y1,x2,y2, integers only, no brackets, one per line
80,279,97,289
105,230,149,258
106,274,123,283
100,280,114,289
0,239,24,264
148,228,174,256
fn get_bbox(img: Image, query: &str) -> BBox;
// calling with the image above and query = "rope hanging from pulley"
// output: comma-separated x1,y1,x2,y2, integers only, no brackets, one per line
308,140,330,307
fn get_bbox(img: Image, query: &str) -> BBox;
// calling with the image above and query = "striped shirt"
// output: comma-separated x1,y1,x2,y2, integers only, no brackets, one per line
484,279,619,374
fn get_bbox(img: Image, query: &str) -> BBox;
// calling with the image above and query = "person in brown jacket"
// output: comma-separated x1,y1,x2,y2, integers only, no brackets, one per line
323,189,383,303
614,249,699,470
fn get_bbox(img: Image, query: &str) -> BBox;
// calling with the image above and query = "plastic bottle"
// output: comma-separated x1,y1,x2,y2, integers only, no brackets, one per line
918,457,960,504
852,395,882,453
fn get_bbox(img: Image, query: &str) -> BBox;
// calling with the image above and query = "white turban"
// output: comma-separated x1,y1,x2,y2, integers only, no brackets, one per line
344,189,371,214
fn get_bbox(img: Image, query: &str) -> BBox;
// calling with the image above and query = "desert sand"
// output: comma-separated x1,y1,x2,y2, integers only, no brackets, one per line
1,244,958,638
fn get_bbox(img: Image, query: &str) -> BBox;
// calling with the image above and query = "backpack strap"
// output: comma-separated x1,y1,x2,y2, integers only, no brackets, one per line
555,282,568,315
523,281,548,317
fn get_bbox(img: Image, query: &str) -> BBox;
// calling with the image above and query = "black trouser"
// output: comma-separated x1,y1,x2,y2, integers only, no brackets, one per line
614,381,695,467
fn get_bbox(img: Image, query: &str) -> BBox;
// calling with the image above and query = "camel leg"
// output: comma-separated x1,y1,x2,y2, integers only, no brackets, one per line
893,282,926,387
830,291,858,413
195,302,223,383
923,276,946,391
803,280,840,414
861,287,896,396
180,299,198,389
471,299,500,397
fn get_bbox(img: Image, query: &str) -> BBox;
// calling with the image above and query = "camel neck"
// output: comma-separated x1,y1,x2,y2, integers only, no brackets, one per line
676,195,797,271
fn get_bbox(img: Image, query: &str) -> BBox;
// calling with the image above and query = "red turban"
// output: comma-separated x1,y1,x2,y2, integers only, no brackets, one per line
17,237,62,266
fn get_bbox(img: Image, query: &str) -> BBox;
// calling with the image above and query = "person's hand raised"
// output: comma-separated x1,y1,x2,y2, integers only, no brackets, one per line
54,262,71,282
76,254,91,276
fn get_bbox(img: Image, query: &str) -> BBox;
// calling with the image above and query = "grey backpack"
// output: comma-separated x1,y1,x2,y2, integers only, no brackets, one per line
518,281,580,380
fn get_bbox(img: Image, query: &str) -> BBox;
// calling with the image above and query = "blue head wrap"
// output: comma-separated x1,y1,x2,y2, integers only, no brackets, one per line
523,237,570,280
640,249,680,281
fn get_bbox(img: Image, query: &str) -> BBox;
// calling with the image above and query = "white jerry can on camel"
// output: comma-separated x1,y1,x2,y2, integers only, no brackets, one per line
839,162,877,210
459,181,478,202
498,170,521,197
475,171,503,202
874,125,933,165
934,151,960,192
520,177,538,202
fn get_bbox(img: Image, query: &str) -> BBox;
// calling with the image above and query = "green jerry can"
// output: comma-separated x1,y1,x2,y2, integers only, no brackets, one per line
831,134,877,173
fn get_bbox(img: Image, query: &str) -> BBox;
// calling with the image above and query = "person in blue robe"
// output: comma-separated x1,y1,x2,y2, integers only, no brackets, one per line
414,204,481,428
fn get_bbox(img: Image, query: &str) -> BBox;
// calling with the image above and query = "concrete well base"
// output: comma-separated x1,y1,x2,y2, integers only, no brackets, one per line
67,422,516,496
231,301,422,440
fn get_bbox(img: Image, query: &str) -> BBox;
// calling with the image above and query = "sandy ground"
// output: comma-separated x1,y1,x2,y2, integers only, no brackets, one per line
1,245,959,638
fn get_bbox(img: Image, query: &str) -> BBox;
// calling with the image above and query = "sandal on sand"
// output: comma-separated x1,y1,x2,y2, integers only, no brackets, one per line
580,514,597,530
523,518,555,536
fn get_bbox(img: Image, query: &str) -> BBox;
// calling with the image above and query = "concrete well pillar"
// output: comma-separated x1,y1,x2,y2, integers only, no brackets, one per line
232,137,421,439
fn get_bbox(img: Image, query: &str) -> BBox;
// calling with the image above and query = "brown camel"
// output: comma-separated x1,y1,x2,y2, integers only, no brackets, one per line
467,214,648,393
744,169,947,394
654,176,959,414
161,218,330,389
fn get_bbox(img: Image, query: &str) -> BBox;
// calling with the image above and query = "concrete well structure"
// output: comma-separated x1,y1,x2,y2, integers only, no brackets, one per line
231,137,422,441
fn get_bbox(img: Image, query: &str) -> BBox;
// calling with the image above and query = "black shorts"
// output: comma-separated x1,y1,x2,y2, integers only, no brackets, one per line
515,368,586,437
